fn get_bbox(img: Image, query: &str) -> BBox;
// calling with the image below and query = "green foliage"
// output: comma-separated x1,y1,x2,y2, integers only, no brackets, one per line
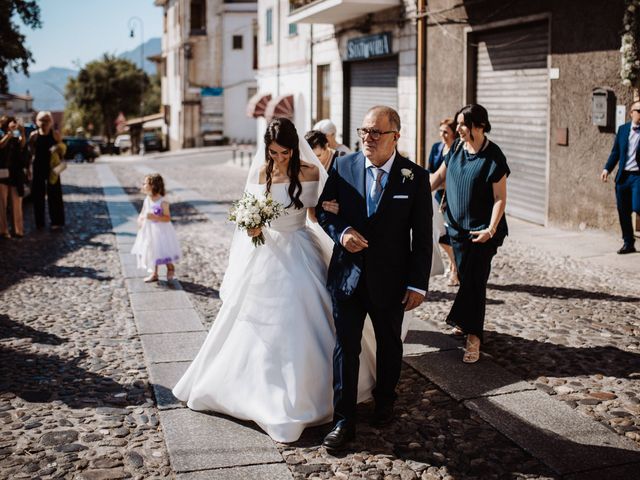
64,54,149,140
0,0,42,93
143,74,161,117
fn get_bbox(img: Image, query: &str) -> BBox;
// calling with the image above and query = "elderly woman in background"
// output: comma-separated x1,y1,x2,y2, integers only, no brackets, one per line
313,119,351,155
29,111,65,230
304,130,344,171
0,116,27,238
429,104,509,363
427,118,459,286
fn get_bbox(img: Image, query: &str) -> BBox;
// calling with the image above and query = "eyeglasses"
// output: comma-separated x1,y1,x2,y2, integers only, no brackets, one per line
356,128,397,140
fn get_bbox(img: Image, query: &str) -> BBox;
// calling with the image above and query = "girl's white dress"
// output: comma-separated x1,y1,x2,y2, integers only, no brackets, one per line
131,196,181,270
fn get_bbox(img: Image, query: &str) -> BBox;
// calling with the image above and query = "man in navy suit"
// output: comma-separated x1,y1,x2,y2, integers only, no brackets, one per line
601,101,640,254
316,106,432,449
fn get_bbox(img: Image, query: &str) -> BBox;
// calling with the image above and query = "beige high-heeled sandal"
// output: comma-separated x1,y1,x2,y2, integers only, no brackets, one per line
463,335,481,363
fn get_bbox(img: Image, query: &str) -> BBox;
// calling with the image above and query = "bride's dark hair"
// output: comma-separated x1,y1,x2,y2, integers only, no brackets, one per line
264,117,303,209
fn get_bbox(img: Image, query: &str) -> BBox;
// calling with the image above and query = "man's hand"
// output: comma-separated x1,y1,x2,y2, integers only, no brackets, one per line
341,227,368,253
402,289,425,311
600,169,609,182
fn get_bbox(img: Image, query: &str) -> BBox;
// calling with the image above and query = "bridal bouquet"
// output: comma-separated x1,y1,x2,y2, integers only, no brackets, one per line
228,192,285,246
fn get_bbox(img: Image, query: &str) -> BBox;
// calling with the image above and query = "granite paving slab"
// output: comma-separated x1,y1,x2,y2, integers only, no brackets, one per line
160,409,283,472
404,349,534,400
465,389,640,475
129,291,193,311
403,319,461,356
125,277,182,293
176,463,293,480
140,331,207,363
135,308,204,334
148,361,191,409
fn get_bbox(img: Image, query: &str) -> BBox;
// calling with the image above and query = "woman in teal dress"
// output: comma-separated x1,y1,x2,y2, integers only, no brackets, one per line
429,104,509,363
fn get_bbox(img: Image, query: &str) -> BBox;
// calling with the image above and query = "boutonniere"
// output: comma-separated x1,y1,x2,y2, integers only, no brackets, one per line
400,168,414,183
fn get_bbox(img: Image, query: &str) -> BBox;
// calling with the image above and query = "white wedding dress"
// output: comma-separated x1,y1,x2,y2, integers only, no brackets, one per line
173,181,378,442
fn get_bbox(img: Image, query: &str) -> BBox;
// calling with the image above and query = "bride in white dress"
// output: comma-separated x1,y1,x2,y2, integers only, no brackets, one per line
172,118,444,443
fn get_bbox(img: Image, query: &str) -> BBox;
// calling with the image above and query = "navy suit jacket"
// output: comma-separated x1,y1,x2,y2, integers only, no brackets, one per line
316,151,432,307
605,122,637,183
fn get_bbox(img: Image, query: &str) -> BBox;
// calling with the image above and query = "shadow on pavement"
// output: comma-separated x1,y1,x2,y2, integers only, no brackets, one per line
488,283,640,303
0,314,67,345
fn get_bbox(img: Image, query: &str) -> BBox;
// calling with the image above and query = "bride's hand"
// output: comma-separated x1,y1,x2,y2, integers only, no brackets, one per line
322,199,339,215
247,227,262,238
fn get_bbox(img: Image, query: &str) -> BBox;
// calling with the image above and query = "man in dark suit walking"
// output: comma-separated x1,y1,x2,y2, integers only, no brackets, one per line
601,101,640,254
316,106,432,449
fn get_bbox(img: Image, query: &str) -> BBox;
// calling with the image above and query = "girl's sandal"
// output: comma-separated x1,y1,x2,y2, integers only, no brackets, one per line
463,336,481,364
143,273,159,283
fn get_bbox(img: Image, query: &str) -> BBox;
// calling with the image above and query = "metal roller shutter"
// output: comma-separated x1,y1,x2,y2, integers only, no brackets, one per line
348,57,398,151
475,22,549,224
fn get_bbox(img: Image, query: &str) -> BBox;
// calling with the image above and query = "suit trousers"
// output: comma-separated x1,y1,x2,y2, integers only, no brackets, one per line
331,277,405,429
446,236,498,343
615,171,640,246
32,173,65,228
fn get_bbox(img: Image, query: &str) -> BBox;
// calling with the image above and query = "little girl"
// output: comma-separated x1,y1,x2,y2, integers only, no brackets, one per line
131,173,181,282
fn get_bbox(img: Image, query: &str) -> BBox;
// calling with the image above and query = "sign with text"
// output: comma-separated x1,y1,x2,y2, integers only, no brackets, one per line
346,33,392,61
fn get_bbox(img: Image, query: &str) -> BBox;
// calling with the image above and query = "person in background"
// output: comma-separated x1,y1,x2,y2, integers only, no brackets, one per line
304,130,343,171
427,118,459,286
28,111,65,230
600,100,640,254
0,116,26,238
313,119,351,155
430,104,509,364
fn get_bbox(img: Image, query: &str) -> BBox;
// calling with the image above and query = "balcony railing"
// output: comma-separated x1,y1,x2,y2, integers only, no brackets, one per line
288,0,399,25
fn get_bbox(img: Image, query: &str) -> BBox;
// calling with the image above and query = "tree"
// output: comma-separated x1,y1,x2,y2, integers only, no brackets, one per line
143,74,161,117
0,0,42,93
64,54,149,141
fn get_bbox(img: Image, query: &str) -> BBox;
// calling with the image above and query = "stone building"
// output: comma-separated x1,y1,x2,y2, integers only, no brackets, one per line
155,0,258,150
424,0,636,231
0,93,35,126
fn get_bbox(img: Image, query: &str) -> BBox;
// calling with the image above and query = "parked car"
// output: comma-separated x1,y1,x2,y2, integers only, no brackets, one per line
141,132,163,153
62,137,100,163
114,134,132,154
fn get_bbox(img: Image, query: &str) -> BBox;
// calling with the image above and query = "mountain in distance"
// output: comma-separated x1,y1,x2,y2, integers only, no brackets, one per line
7,37,161,112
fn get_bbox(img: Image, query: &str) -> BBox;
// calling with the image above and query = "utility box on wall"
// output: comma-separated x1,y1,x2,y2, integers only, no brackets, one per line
592,88,615,128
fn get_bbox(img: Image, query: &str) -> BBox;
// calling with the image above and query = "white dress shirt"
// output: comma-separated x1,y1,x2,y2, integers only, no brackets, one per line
625,123,640,172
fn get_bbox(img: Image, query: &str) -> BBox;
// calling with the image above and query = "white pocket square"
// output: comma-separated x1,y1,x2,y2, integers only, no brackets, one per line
393,195,409,199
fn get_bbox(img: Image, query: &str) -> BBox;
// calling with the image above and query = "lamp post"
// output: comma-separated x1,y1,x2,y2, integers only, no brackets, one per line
128,16,145,154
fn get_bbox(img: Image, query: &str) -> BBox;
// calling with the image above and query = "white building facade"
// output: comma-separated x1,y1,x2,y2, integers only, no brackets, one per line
155,0,258,150
253,0,418,159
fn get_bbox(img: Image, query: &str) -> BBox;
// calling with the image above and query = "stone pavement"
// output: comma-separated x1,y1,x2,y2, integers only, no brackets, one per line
1,155,639,479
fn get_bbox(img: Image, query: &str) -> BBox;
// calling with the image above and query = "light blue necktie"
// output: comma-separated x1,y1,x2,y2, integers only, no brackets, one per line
368,167,385,216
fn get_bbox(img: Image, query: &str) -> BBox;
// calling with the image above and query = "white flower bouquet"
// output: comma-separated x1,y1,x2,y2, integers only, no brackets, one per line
228,192,285,246
621,0,640,87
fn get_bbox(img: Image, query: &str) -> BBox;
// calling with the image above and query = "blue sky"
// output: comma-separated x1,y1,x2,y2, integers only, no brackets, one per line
23,0,163,72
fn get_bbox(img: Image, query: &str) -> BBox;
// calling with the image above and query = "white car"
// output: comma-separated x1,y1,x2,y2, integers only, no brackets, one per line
114,134,132,153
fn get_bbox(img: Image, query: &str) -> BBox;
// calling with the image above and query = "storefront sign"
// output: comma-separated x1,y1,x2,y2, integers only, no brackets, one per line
346,33,392,61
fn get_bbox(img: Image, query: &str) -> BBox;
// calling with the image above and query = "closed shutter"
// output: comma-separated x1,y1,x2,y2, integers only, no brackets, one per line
348,57,398,151
475,23,549,224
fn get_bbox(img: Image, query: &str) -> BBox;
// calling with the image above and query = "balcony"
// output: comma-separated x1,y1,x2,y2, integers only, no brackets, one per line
288,0,399,25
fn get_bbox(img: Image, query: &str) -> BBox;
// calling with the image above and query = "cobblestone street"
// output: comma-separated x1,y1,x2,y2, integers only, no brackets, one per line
1,152,639,479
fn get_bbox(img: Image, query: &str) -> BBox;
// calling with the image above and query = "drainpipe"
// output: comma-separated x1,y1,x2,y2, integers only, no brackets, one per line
310,24,314,127
416,0,427,167
276,0,281,96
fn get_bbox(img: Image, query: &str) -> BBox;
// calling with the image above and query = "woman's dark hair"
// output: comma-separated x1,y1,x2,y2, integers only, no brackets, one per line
264,117,303,209
304,130,328,150
0,116,9,132
455,104,491,141
145,173,166,196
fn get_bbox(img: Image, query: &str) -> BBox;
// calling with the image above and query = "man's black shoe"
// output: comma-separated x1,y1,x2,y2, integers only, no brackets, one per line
322,424,355,450
617,244,636,254
371,405,394,427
